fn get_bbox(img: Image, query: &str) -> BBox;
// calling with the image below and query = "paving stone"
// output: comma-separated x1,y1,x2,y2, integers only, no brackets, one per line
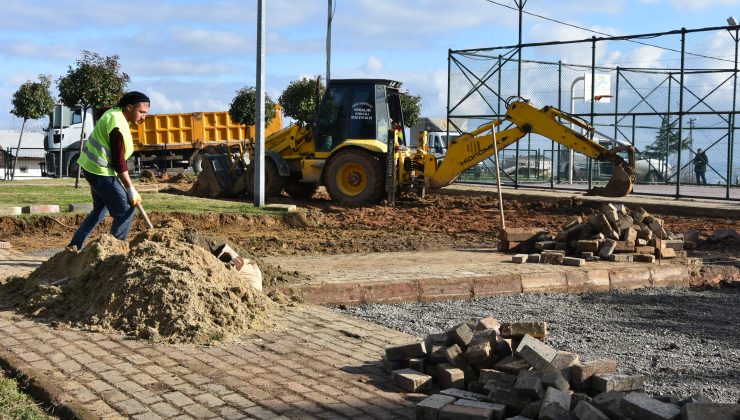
501,228,548,242
68,203,94,212
22,204,60,214
385,341,427,361
514,373,544,399
487,386,531,412
563,257,586,267
515,334,557,370
391,368,432,392
592,373,645,392
0,242,11,249
0,207,22,216
448,323,474,348
264,203,297,212
500,322,547,339
571,359,617,390
536,240,557,251
538,387,571,420
511,254,528,264
573,400,610,420
439,403,495,420
550,351,579,381
610,253,633,262
680,403,740,420
527,254,541,263
416,393,457,420
598,239,617,259
618,392,681,420
437,363,465,389
633,254,656,263
493,355,531,374
542,251,565,265
113,399,149,416
439,388,489,402
475,317,500,332
453,399,507,418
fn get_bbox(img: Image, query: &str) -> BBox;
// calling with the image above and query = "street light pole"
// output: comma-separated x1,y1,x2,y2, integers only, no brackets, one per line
569,76,585,185
326,0,334,84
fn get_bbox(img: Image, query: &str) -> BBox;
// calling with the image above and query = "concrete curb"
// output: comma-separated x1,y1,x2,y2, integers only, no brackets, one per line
0,346,96,420
279,264,692,305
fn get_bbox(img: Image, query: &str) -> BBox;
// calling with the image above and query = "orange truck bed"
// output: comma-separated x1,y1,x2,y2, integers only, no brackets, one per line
129,107,283,152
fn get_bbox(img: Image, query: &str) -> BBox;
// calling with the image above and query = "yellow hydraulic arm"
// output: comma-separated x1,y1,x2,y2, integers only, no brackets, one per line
426,100,636,196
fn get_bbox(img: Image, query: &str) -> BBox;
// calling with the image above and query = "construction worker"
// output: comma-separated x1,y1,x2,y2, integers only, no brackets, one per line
68,92,150,250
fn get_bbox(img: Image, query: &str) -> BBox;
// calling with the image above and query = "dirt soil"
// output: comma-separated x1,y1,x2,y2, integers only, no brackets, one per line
0,219,275,344
2,185,740,285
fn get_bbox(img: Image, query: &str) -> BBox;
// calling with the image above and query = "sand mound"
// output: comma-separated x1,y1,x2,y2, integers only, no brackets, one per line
3,219,274,344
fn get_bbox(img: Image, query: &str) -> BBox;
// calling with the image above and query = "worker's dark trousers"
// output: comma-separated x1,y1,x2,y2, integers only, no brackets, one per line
695,169,707,185
68,169,136,250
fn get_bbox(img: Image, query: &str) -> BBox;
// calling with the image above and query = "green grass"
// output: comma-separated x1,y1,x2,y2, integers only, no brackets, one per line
0,376,52,419
0,179,278,216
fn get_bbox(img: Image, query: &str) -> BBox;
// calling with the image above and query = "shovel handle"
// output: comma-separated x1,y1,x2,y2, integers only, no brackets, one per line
136,202,154,229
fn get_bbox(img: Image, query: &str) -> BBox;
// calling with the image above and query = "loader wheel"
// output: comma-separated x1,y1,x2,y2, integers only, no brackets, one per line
285,179,319,199
325,149,384,203
245,159,285,197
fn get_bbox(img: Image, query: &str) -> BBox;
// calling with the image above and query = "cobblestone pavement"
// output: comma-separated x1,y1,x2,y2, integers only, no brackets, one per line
0,249,421,419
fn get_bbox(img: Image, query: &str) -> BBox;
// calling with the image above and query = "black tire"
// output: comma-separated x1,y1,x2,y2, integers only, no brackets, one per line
66,153,80,178
245,159,285,197
285,179,319,199
324,149,384,204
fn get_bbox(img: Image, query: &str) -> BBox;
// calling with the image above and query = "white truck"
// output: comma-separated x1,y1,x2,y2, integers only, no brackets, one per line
43,105,94,177
409,117,460,156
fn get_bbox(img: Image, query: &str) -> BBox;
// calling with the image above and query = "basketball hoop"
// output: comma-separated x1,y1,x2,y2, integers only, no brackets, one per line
594,95,613,102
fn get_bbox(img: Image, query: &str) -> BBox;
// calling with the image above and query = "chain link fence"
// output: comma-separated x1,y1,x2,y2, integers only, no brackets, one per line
449,26,740,200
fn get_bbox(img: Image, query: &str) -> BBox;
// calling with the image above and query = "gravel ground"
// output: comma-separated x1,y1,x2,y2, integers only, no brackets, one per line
334,286,740,404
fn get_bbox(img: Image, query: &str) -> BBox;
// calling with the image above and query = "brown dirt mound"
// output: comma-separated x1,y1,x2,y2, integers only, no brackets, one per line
2,219,275,344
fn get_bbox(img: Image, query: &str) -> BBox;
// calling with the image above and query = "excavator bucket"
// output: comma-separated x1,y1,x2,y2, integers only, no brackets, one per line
584,145,636,197
188,153,248,198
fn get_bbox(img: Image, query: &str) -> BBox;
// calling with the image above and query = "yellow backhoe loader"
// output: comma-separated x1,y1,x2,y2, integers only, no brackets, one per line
192,78,635,202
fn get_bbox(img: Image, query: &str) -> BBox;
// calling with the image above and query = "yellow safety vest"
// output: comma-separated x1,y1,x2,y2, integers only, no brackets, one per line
77,107,134,176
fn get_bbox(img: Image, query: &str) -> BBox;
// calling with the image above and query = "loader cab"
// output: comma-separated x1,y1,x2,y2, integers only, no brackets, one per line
315,79,402,151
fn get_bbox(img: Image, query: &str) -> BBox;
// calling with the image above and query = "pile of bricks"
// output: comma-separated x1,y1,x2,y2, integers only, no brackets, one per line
501,204,688,267
384,317,738,419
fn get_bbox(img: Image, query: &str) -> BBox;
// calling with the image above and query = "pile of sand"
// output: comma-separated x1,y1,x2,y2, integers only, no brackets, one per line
2,219,275,344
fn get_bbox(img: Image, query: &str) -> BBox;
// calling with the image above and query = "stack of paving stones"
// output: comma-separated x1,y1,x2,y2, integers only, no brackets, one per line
505,204,689,267
384,317,739,420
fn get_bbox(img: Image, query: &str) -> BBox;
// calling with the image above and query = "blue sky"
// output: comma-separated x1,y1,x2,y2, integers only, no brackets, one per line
1,0,740,129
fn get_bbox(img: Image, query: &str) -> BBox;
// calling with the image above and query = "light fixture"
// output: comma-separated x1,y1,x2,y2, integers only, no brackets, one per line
728,16,737,26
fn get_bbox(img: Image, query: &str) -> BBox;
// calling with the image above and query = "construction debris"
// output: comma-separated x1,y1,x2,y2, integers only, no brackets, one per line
1,219,274,344
502,203,693,266
383,317,740,419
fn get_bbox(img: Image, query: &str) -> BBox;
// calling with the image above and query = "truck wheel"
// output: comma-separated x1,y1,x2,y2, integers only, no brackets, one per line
245,159,285,197
324,149,384,204
66,153,80,178
285,179,318,199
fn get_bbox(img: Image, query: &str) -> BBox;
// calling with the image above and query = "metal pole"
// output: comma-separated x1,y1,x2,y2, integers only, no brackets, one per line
491,126,505,230
728,27,738,198
569,76,585,185
326,0,333,84
676,28,686,199
254,0,266,207
515,0,526,97
588,37,596,191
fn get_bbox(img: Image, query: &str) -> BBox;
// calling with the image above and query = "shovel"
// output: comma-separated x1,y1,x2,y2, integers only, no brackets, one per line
136,202,154,229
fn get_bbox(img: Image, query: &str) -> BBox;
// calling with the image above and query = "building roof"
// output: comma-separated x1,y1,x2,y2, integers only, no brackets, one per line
0,130,45,158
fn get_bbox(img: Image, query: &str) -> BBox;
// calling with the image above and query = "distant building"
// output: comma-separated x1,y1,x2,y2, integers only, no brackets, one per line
0,130,46,180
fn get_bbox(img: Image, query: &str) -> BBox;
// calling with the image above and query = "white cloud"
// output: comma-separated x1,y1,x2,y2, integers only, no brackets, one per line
362,56,384,73
668,0,740,10
145,89,184,113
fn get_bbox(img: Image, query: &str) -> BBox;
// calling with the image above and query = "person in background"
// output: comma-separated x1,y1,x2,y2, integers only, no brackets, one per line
693,148,708,185
68,92,150,250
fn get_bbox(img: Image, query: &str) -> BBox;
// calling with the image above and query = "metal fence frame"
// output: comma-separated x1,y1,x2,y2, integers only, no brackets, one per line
448,25,740,200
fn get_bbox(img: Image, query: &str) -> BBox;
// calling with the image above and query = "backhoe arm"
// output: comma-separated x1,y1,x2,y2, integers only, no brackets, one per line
427,100,635,197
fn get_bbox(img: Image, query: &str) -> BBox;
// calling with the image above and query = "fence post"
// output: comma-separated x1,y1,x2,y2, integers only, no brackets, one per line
676,28,687,199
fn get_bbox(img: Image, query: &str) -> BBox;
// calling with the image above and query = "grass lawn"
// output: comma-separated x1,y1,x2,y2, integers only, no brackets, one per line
0,376,52,419
0,178,280,216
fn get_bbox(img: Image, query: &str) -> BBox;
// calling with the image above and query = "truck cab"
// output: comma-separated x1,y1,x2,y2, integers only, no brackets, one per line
43,105,94,177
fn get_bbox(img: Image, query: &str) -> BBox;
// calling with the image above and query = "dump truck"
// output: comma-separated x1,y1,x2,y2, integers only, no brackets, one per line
42,104,283,177
193,79,635,201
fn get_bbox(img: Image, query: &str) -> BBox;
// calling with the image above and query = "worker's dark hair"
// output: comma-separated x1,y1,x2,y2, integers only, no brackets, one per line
118,91,150,108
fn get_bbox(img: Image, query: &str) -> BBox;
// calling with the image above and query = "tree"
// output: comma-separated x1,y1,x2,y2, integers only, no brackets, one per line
57,51,129,187
400,94,421,128
229,87,276,127
10,75,55,180
642,116,686,159
278,77,325,124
